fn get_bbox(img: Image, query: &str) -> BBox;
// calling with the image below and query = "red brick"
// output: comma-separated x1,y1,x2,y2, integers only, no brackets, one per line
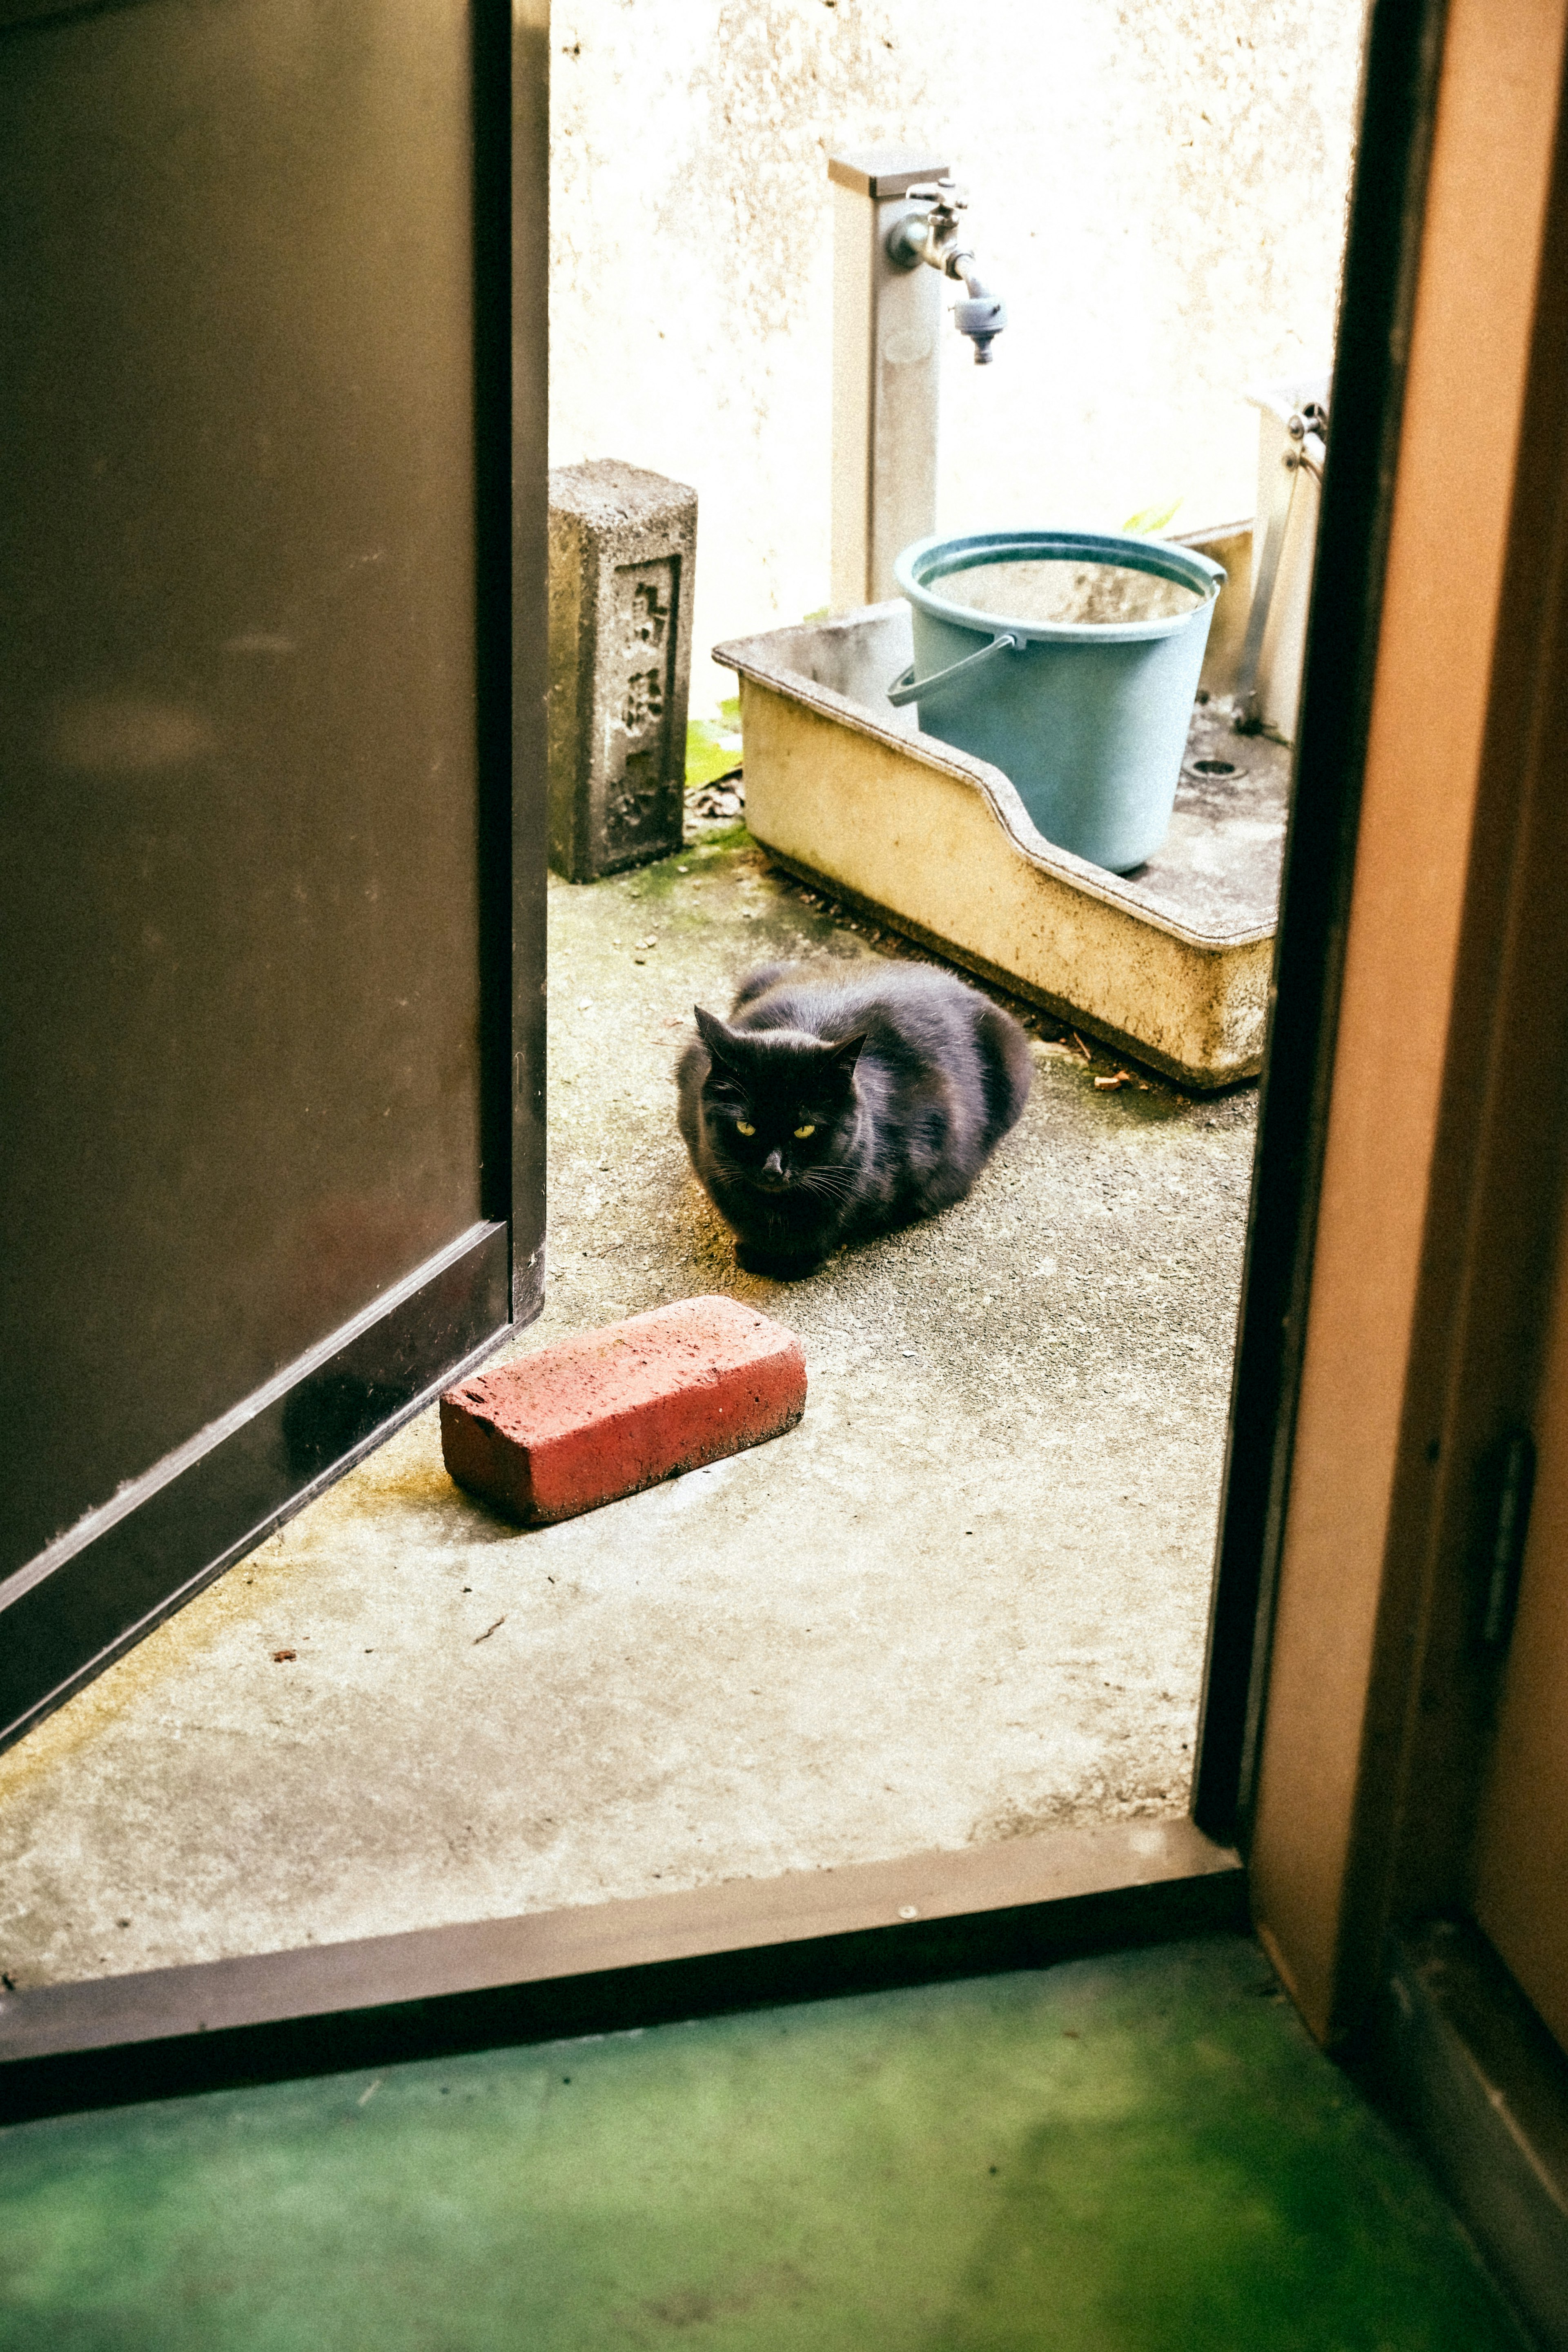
439,1295,806,1527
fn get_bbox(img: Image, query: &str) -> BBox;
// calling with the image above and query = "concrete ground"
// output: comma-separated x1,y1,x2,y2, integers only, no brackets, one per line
0,822,1256,1987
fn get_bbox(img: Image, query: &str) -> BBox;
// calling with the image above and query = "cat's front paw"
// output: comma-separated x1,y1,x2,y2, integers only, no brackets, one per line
735,1241,825,1281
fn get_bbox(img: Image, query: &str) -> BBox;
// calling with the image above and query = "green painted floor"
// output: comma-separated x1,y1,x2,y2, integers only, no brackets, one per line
0,1937,1528,2351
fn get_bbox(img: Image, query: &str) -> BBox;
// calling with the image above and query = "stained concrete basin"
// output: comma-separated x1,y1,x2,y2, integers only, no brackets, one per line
717,601,1290,1089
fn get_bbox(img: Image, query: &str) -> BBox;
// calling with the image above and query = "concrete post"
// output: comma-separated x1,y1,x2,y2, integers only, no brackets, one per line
829,148,950,612
547,460,697,881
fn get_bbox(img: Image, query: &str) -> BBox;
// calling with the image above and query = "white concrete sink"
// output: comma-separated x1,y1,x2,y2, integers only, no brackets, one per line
715,593,1288,1091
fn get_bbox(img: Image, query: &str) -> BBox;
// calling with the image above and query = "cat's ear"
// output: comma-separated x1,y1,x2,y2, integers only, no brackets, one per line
694,1005,743,1069
826,1030,868,1074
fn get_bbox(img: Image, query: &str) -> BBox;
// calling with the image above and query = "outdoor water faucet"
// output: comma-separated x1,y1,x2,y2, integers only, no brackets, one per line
828,147,1003,602
884,180,1007,363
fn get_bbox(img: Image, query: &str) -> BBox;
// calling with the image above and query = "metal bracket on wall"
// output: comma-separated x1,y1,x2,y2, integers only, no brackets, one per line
1481,1428,1537,1652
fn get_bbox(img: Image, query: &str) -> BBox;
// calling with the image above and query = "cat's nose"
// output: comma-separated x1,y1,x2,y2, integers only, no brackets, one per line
763,1147,785,1180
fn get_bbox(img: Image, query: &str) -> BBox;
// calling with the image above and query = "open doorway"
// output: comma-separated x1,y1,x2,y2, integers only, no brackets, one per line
0,0,1362,1983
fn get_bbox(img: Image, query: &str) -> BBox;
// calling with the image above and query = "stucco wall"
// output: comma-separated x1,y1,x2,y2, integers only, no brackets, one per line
550,0,1364,711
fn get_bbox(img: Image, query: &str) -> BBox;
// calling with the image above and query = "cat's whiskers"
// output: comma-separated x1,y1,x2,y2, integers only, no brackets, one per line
790,1176,865,1214
795,1167,859,1204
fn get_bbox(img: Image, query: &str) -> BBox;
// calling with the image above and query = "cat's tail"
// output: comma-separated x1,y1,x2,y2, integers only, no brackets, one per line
976,1000,1034,1149
729,962,795,1013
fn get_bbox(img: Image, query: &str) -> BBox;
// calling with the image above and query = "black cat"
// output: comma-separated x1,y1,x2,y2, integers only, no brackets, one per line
677,960,1032,1277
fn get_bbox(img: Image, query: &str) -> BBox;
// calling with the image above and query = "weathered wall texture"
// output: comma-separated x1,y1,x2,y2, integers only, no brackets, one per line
550,0,1364,708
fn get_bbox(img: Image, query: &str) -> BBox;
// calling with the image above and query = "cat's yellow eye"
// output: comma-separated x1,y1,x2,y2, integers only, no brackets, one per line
794,1124,815,1139
736,1120,755,1136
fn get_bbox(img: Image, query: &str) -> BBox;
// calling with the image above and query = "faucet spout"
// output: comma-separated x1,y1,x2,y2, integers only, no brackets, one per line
886,180,1008,363
951,266,1006,364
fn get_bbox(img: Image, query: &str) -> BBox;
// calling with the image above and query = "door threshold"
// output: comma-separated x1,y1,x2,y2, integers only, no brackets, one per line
0,1815,1241,2123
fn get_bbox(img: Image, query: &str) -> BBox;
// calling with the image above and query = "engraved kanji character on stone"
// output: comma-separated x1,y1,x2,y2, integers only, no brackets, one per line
624,669,664,731
630,580,669,647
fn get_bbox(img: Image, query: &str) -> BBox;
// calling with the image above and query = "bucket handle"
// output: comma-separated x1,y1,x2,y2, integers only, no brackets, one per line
887,630,1022,709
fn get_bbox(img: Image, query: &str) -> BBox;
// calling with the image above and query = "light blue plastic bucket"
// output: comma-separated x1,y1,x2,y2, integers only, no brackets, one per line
891,529,1225,872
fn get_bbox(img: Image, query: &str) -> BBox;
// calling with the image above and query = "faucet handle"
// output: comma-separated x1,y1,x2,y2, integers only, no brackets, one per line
905,178,968,214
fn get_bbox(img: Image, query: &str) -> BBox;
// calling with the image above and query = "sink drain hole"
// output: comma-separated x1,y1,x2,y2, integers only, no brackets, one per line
1189,757,1240,777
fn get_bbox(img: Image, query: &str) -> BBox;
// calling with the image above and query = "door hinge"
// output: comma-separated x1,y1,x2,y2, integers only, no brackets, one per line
1481,1428,1536,1651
